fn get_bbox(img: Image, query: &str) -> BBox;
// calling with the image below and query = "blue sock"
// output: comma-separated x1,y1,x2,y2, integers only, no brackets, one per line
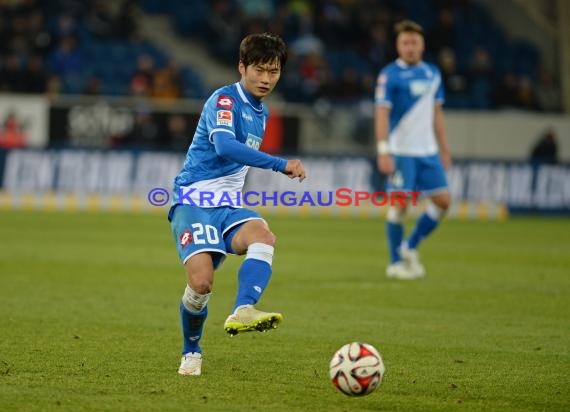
180,302,207,355
387,222,404,263
232,258,272,312
407,212,439,250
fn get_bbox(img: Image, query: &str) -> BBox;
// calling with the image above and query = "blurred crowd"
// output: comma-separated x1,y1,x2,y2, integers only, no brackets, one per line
0,0,563,112
0,0,200,100
0,0,50,94
159,0,562,111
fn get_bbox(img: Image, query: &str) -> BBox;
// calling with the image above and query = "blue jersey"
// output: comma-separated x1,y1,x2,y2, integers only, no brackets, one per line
375,59,444,156
171,82,285,212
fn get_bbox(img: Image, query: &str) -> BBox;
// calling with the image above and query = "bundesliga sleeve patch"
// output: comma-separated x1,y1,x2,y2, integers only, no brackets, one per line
216,95,234,109
217,110,233,127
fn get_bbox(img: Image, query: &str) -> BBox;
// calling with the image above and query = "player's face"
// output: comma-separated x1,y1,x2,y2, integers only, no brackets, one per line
239,59,281,99
396,32,424,65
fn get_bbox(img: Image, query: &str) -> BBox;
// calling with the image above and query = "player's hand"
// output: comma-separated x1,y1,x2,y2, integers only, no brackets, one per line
377,154,393,175
440,151,452,170
285,159,306,182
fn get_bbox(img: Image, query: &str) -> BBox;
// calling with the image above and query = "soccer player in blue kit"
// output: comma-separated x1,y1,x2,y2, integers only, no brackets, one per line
375,20,452,280
169,33,306,375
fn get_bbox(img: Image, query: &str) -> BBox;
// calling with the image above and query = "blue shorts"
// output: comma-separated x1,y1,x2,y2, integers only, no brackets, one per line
170,205,263,268
387,154,448,196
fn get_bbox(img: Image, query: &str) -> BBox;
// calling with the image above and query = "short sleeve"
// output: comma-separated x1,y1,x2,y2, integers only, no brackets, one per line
375,69,395,107
435,67,445,104
205,94,238,142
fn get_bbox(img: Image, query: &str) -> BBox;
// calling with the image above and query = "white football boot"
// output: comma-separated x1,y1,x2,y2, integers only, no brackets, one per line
400,245,426,278
178,352,202,376
386,261,419,280
224,305,283,336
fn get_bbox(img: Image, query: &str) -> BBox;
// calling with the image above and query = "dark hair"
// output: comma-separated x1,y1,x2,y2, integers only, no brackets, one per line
394,20,424,37
239,33,288,69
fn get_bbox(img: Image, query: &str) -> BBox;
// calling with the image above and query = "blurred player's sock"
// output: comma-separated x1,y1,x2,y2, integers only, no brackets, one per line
386,207,404,263
407,201,443,249
180,303,207,354
233,243,273,311
387,222,404,262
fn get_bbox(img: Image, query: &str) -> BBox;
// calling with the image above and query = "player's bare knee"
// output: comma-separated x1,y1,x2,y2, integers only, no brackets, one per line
186,268,214,294
438,198,451,211
387,205,406,223
432,193,451,211
189,278,212,294
426,198,448,220
183,253,214,293
266,230,277,247
255,229,276,247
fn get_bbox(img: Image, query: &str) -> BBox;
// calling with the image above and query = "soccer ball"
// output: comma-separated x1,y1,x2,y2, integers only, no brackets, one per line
329,342,385,396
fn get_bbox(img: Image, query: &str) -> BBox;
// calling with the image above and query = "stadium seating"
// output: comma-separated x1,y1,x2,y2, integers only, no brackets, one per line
138,0,545,110
0,0,207,99
0,0,551,110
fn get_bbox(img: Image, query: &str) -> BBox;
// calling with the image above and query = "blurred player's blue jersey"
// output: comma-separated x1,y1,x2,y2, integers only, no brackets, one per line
170,82,269,215
375,59,444,156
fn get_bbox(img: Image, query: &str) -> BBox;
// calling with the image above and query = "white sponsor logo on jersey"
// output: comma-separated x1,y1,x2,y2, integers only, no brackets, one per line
245,133,262,150
409,80,431,96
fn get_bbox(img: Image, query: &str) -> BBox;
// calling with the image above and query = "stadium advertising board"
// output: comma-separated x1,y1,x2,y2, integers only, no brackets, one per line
0,149,568,215
48,100,299,153
49,101,201,150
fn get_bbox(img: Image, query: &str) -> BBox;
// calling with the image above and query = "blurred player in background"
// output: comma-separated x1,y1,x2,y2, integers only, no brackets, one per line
375,20,452,280
168,33,306,375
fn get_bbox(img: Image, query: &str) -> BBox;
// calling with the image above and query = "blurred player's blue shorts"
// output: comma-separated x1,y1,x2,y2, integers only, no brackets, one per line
170,205,263,268
387,154,448,196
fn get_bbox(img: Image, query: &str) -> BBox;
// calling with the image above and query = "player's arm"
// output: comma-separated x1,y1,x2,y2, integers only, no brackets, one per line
208,94,305,181
375,105,392,171
375,71,394,175
211,131,306,181
434,103,452,169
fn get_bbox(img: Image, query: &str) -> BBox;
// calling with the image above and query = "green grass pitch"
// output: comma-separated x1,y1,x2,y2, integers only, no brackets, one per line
0,211,568,411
